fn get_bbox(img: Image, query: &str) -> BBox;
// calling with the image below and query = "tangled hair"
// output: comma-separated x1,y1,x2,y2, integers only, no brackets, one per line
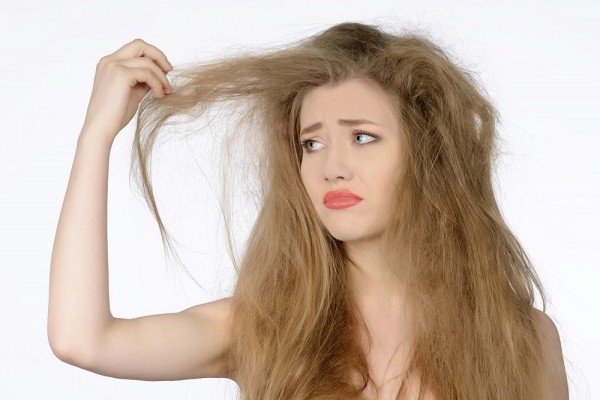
130,22,547,399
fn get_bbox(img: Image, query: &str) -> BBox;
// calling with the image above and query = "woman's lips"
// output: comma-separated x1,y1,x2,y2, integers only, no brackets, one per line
323,190,363,209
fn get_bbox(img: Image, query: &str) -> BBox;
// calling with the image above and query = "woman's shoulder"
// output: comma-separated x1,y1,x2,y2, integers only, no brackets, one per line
531,308,563,358
531,307,561,343
531,307,569,399
178,296,236,379
185,296,234,325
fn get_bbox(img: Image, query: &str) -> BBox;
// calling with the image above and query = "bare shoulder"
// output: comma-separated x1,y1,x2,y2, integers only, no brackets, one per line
179,296,236,379
531,308,569,399
187,296,233,318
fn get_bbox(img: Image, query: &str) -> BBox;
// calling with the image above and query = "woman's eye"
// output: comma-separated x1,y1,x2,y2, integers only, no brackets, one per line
300,130,378,154
300,139,322,153
354,131,377,145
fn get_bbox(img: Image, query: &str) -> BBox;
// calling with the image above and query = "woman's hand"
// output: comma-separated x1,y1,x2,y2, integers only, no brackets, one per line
80,38,173,144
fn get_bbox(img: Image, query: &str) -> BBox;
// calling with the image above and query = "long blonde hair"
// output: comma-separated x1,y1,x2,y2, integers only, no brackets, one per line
130,22,547,399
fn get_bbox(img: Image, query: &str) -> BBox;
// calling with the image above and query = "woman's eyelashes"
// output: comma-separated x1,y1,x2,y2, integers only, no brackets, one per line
300,130,379,154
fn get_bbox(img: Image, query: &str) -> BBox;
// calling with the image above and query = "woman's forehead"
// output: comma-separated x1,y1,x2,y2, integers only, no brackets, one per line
299,78,400,128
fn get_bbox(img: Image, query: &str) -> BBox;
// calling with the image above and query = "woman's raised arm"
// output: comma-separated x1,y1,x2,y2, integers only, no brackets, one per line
47,39,234,381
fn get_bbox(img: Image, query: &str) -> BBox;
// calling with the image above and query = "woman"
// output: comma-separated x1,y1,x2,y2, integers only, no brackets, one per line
48,22,568,399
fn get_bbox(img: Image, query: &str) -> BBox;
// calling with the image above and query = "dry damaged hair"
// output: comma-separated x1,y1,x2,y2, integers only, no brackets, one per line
129,22,548,399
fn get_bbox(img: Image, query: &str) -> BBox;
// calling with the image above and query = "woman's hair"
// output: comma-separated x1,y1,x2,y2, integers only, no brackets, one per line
131,22,547,399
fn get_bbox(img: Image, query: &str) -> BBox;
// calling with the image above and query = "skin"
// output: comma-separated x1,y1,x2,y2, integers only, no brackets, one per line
299,77,414,394
48,39,234,381
299,76,406,303
298,76,569,399
48,39,568,399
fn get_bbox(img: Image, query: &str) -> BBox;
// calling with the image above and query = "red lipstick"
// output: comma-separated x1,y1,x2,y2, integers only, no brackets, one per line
323,189,363,209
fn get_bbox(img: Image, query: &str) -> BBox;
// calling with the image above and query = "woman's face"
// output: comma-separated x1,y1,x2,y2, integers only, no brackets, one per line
299,77,403,243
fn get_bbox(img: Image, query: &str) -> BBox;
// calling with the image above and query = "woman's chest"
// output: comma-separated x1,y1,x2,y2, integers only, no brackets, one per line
354,305,436,400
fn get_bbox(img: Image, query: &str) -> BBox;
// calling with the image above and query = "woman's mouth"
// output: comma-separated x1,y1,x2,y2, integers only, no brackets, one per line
323,189,363,209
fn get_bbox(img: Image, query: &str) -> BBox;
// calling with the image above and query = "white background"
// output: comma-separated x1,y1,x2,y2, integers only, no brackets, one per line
1,1,598,399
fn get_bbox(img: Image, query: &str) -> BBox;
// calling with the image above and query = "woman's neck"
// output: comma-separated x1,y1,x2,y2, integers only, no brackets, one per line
345,239,405,304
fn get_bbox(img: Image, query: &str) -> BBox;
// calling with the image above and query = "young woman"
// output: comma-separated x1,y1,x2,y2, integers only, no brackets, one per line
48,22,568,399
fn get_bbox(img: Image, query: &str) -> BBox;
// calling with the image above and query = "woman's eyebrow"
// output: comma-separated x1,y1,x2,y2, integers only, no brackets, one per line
299,119,380,137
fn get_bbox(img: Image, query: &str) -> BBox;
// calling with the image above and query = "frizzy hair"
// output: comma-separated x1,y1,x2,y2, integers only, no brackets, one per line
129,22,548,399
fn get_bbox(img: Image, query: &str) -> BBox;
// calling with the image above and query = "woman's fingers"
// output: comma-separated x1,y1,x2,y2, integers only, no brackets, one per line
129,67,167,98
105,38,173,73
96,56,166,99
81,38,175,143
119,57,174,94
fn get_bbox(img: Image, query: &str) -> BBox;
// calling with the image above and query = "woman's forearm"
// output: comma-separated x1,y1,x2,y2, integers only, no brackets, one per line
48,131,115,364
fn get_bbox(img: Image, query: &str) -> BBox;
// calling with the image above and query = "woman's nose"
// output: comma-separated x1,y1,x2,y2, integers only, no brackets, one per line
323,141,353,182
